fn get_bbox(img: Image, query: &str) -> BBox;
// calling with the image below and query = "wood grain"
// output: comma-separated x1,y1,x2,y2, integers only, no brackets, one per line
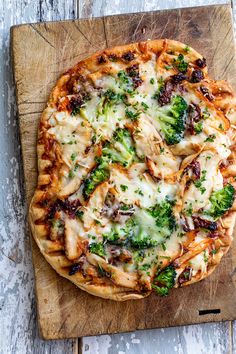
11,4,236,341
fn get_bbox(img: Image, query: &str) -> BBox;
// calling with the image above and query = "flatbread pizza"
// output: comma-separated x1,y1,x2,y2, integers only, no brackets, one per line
29,39,236,300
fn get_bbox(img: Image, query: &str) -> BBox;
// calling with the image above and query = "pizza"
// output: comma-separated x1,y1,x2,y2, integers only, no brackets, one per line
30,39,236,301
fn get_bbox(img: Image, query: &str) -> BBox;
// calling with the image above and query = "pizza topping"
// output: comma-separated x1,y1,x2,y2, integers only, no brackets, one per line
152,265,176,296
158,79,174,106
155,95,188,145
204,183,235,219
192,216,217,231
173,54,188,73
102,128,136,168
97,55,107,64
191,69,204,83
178,266,192,284
83,163,109,200
187,160,201,180
122,51,135,62
126,64,143,88
69,93,90,115
171,73,187,84
195,57,207,68
200,86,214,101
187,102,202,135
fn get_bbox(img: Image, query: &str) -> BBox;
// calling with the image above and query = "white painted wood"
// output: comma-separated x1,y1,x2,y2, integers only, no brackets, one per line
81,322,231,354
0,0,235,353
0,1,77,353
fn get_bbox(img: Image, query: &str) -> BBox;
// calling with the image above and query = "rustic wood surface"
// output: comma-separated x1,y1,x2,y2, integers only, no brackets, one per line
1,0,236,353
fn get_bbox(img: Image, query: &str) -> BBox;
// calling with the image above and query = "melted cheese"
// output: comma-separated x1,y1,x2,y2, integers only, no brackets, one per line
183,151,223,212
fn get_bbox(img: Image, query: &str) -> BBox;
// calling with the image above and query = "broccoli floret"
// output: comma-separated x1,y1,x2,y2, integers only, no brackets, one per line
129,199,176,249
103,228,121,244
155,95,188,145
97,89,126,122
205,184,235,220
130,231,158,249
102,128,135,167
83,165,109,199
89,242,106,257
152,266,176,296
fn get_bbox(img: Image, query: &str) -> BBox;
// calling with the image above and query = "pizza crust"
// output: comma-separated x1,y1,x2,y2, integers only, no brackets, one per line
30,39,236,300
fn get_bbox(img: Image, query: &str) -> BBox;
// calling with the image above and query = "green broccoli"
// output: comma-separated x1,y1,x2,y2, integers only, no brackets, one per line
102,128,136,167
129,199,176,249
155,95,188,145
130,232,158,249
205,184,235,220
89,242,106,257
103,226,121,244
152,266,176,296
83,164,109,199
97,89,126,121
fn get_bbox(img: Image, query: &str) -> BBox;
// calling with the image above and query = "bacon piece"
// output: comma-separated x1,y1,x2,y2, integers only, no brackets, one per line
126,64,143,88
158,80,174,106
192,216,218,231
200,86,214,101
122,51,135,62
97,55,106,64
195,58,206,68
178,266,192,284
191,69,204,83
47,198,81,219
187,103,201,134
68,92,89,113
171,73,187,84
189,160,201,179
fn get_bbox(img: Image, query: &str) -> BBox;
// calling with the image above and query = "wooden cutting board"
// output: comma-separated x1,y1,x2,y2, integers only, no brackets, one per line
11,4,236,340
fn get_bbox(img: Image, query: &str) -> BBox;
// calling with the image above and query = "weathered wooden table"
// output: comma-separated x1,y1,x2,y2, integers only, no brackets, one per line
1,1,236,353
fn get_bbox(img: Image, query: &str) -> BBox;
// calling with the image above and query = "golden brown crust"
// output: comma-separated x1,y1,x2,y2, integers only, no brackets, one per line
30,39,236,300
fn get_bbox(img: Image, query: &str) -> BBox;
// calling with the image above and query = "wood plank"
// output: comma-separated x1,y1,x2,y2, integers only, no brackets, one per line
0,0,77,352
12,3,236,341
81,322,231,354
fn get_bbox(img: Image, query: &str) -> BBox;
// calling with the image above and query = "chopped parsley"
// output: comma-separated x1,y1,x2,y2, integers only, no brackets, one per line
71,153,76,162
120,184,128,192
161,242,167,251
135,188,144,196
75,210,84,220
194,170,207,194
125,109,141,121
204,134,216,142
184,45,190,53
184,203,193,216
141,102,149,111
150,78,155,84
68,170,74,179
173,54,188,73
219,123,224,131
